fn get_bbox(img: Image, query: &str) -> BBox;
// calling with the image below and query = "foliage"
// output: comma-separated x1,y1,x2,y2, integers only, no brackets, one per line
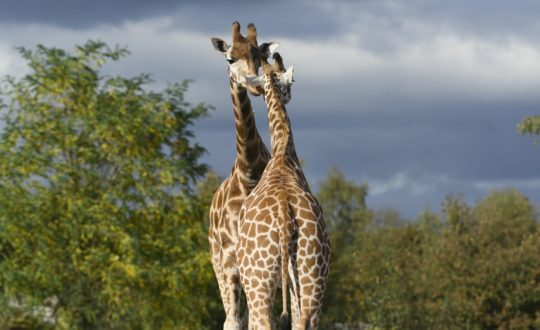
0,41,216,329
321,187,540,329
194,170,226,328
316,168,369,325
430,191,540,329
317,167,369,248
517,115,540,143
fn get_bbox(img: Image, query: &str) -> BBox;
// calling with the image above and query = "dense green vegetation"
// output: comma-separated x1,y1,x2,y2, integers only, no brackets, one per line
0,41,219,329
0,42,539,329
320,177,540,329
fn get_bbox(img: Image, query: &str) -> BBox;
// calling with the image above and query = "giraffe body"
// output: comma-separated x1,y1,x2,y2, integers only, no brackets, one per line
209,22,278,329
238,54,331,329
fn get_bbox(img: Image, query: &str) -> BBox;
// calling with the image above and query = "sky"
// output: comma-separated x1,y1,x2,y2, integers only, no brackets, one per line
1,0,539,218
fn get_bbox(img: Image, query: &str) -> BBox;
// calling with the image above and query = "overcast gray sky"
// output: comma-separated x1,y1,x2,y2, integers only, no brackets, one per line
1,0,539,218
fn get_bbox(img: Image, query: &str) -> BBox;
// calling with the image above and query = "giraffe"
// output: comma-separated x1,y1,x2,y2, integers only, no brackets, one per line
237,53,331,330
208,22,279,330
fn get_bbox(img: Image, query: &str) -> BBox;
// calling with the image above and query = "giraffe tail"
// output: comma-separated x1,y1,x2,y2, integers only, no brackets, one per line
280,312,291,330
278,192,291,330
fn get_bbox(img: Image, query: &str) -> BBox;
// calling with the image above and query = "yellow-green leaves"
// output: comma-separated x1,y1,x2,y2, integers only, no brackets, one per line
517,115,540,143
0,41,216,329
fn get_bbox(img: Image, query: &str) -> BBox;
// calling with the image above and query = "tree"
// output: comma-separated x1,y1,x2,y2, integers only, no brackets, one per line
423,190,540,329
316,168,370,327
0,41,215,329
517,115,540,143
319,181,540,329
317,167,369,245
193,170,226,328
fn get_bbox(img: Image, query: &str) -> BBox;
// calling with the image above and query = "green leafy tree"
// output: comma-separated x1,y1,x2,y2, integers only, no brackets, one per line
433,190,540,329
370,208,408,229
323,219,432,329
317,167,369,245
319,176,540,329
517,116,540,142
193,169,226,328
0,41,215,329
317,167,370,327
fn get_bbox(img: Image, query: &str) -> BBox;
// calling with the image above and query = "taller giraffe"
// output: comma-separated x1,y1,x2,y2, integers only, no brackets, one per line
237,54,331,329
209,22,279,330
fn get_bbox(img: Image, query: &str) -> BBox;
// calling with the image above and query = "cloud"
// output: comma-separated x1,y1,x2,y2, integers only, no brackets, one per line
369,172,436,195
276,33,540,108
473,178,540,191
0,17,228,100
4,3,540,109
0,0,183,28
313,0,540,48
1,2,540,218
0,42,28,78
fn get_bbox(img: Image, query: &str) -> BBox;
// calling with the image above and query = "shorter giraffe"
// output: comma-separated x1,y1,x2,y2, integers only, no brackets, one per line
237,54,331,329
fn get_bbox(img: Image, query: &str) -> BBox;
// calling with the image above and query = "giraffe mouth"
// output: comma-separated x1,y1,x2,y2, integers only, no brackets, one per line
229,67,263,96
246,84,263,96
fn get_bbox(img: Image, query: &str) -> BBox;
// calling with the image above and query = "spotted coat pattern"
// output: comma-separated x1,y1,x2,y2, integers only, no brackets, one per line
237,55,331,330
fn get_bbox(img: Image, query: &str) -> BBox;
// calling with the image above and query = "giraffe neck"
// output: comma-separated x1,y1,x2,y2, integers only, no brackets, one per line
263,73,297,160
229,78,268,183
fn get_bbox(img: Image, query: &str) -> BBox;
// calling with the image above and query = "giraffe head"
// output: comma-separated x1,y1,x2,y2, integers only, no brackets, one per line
211,21,280,96
246,52,294,105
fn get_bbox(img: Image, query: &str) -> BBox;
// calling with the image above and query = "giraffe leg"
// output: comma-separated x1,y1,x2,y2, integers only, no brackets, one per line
247,309,273,330
243,285,274,330
210,259,227,313
293,267,328,330
295,260,328,330
241,267,278,330
210,239,236,328
289,287,300,329
288,254,301,329
298,306,323,330
291,201,330,330
222,250,243,330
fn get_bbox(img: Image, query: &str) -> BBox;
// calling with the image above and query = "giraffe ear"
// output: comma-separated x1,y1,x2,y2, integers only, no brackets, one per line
245,74,264,87
259,42,280,57
282,65,294,85
211,38,229,54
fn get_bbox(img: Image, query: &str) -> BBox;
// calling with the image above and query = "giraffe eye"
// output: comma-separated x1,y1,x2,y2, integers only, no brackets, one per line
227,58,237,64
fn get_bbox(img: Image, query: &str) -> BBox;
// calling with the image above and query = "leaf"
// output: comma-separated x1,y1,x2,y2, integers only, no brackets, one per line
0,40,218,328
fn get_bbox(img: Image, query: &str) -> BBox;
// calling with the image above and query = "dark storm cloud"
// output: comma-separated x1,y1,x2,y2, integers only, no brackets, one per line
2,0,540,44
167,1,339,39
0,0,182,28
277,102,540,183
1,0,540,218
402,0,540,40
0,0,338,39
